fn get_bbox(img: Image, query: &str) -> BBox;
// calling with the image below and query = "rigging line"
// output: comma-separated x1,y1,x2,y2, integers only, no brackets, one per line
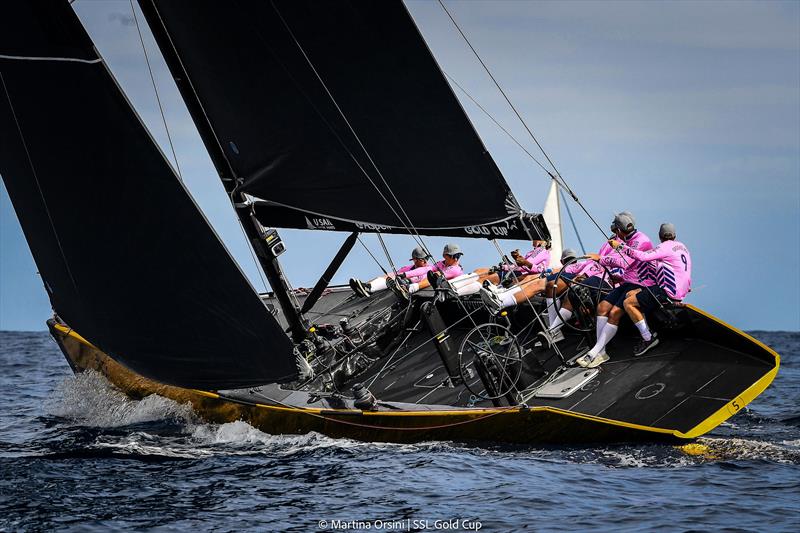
271,3,537,342
269,1,433,257
437,0,611,239
286,402,520,432
270,2,510,341
490,239,564,361
364,305,485,388
376,233,399,276
243,19,424,253
129,0,182,181
443,72,552,178
357,236,390,276
0,54,101,64
234,215,270,292
366,326,419,388
145,1,237,180
437,0,564,182
294,309,409,390
0,72,81,297
438,0,655,299
560,188,586,255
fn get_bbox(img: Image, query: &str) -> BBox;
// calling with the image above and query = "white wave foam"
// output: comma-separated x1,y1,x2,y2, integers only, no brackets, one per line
47,370,195,427
697,436,800,464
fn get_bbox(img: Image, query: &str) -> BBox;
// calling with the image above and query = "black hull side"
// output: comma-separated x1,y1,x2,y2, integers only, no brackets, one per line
48,295,778,444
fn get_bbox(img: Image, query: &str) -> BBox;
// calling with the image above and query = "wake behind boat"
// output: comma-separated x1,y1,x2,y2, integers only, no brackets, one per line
2,1,778,445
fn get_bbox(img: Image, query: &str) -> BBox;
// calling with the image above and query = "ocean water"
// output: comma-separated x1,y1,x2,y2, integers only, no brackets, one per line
0,331,797,532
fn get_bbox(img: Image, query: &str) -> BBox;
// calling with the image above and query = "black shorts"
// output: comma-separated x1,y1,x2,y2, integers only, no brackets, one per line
547,271,575,283
636,285,671,313
601,282,642,308
580,275,613,300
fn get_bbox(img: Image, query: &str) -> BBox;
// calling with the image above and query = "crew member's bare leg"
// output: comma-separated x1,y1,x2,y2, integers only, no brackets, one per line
623,288,654,343
511,276,546,305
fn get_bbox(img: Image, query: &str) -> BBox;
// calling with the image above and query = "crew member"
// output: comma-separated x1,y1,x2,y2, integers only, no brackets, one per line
349,246,431,297
543,248,610,338
577,212,654,368
388,243,465,300
478,242,556,314
613,222,692,356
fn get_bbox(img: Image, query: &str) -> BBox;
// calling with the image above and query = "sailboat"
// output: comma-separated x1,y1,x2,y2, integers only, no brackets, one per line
1,1,778,444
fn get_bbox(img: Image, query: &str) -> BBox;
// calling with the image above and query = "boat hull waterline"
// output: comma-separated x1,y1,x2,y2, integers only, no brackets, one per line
48,307,778,445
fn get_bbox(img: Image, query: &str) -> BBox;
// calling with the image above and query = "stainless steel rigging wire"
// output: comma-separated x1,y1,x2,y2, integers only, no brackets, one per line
129,0,183,181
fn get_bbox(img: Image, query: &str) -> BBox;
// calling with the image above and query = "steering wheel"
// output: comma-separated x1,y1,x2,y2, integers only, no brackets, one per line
457,323,523,400
552,256,614,333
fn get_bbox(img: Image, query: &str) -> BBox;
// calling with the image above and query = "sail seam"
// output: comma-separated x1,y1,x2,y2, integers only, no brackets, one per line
0,54,101,64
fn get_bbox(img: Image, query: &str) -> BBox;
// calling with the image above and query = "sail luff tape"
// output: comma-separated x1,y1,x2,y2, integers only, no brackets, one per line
0,54,102,64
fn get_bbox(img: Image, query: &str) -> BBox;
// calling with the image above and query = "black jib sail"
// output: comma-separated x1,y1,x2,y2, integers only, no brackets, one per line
138,0,549,241
0,2,297,389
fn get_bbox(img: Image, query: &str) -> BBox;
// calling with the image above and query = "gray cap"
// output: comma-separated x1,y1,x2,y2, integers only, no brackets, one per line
619,211,636,225
443,243,462,256
612,212,635,234
561,248,578,263
659,223,676,240
409,246,427,260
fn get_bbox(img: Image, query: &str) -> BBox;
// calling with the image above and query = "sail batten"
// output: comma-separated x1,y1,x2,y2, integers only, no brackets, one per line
0,1,298,389
138,0,550,241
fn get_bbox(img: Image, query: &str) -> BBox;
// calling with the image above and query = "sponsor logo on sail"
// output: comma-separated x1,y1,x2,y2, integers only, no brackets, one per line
305,216,336,230
355,222,391,231
463,225,509,237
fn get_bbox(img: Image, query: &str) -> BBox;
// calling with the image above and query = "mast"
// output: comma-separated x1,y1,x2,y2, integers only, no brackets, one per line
137,0,309,343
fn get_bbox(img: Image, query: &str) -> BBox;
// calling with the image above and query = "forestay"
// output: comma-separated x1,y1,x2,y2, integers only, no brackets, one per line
0,1,297,389
138,0,549,241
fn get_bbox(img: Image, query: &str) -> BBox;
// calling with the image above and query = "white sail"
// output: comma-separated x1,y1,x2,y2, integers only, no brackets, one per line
542,179,563,268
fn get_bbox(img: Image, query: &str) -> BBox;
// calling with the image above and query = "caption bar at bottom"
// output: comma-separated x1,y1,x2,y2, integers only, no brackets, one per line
317,518,483,531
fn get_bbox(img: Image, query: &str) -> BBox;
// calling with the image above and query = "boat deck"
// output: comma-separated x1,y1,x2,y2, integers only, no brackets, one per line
254,286,777,438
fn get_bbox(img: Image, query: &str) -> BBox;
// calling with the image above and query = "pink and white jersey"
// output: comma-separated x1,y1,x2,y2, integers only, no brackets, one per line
396,263,432,284
564,259,604,278
403,260,463,281
595,242,621,280
432,259,464,280
520,247,550,275
622,240,692,300
599,230,656,286
504,246,550,275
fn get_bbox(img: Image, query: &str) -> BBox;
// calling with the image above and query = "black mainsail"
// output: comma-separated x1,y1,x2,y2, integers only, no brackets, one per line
138,0,549,241
0,1,298,389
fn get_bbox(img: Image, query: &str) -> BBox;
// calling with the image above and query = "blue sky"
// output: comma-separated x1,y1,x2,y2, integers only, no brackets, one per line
1,0,798,331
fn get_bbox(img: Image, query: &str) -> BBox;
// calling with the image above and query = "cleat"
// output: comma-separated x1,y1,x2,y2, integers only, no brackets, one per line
585,352,610,368
633,333,660,357
479,286,503,314
386,276,409,302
